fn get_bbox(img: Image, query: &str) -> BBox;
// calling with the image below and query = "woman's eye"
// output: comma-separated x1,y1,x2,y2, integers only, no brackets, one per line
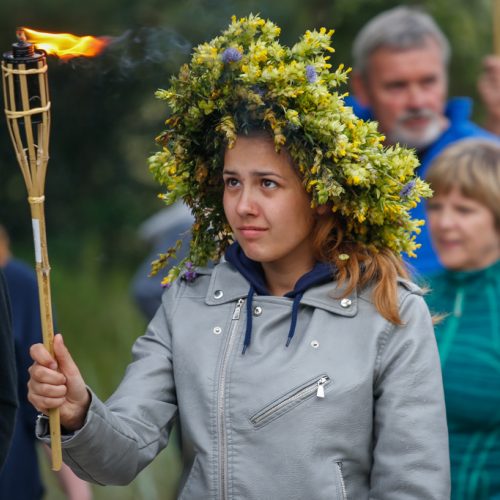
262,179,277,189
426,202,441,212
456,206,474,215
224,178,240,188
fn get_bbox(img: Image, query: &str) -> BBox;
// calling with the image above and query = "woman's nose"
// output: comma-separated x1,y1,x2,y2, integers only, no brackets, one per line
236,188,258,216
435,209,457,230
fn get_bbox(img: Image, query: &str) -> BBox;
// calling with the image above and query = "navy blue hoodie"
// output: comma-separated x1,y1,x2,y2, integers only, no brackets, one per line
225,242,336,353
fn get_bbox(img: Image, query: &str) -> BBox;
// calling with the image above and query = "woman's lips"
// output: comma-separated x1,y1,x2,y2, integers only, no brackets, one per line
436,239,461,250
238,226,268,238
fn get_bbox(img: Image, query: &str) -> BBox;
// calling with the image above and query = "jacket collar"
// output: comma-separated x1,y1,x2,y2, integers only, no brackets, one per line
205,260,357,317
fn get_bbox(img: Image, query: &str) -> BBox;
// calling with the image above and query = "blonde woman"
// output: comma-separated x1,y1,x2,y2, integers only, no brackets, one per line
426,139,500,499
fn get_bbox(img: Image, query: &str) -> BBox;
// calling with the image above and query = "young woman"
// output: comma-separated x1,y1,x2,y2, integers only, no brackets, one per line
425,138,500,499
27,15,450,499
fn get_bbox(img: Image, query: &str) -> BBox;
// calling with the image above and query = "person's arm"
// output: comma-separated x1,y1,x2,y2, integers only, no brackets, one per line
0,269,17,470
42,444,93,500
478,55,500,135
370,290,450,499
29,292,178,486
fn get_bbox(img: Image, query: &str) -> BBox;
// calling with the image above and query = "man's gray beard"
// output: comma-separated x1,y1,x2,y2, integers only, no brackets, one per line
387,111,443,151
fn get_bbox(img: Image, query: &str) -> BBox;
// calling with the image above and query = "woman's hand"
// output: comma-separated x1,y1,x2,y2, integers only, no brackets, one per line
28,333,90,432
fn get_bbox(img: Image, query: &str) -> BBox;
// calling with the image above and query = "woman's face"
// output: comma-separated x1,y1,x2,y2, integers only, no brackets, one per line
427,186,500,271
223,135,317,280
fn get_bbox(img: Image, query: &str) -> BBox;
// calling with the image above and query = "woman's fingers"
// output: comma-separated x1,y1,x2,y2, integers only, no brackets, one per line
28,334,91,430
29,362,66,385
28,343,66,412
27,366,66,412
29,342,58,370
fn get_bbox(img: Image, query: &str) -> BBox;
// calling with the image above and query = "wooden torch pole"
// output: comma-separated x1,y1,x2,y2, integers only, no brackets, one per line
2,34,62,471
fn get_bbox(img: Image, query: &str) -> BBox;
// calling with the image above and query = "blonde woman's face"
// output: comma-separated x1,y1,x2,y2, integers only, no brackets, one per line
223,135,317,283
427,186,500,271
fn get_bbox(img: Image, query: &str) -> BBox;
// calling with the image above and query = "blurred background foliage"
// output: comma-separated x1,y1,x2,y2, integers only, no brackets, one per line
0,0,496,498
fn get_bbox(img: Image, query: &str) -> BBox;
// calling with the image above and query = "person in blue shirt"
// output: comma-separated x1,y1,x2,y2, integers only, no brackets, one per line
0,225,92,499
346,6,498,277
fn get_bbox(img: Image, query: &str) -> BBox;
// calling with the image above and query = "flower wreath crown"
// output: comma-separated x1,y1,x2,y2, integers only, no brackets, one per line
148,14,431,287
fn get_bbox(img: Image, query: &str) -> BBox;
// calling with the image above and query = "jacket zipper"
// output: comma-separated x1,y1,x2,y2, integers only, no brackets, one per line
250,376,330,427
217,298,244,500
336,461,347,500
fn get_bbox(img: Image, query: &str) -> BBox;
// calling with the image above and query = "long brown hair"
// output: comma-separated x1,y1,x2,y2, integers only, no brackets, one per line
312,211,410,324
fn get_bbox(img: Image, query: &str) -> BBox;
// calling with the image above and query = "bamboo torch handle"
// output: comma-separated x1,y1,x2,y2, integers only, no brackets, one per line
494,0,500,55
29,198,62,471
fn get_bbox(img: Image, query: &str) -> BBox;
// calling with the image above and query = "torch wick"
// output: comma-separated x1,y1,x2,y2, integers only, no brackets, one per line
16,28,27,43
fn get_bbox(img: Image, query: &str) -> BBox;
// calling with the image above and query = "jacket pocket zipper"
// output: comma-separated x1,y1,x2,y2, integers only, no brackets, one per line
250,375,330,427
336,461,347,500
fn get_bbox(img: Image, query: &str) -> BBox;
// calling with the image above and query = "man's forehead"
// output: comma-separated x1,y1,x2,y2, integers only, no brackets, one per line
367,42,446,79
369,37,444,64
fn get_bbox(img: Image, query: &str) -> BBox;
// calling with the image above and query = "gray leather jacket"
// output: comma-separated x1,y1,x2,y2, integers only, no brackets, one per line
39,261,450,499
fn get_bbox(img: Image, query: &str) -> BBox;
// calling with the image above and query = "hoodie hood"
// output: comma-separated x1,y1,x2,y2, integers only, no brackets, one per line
224,242,336,353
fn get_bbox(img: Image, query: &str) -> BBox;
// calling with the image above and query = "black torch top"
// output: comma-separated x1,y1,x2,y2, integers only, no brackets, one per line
3,28,46,64
2,28,48,124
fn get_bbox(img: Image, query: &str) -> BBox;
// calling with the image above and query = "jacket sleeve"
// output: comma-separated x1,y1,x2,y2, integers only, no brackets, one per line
369,291,450,500
37,288,179,486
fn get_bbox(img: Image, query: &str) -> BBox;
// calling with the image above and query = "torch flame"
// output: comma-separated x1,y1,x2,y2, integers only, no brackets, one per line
22,27,108,60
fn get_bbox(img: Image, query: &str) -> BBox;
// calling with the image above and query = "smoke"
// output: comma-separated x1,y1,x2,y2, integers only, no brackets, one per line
62,27,192,80
110,27,192,71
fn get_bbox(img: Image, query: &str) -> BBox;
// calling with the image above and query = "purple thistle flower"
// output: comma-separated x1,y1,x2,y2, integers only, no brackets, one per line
399,180,416,198
306,65,317,83
221,47,242,64
182,261,198,282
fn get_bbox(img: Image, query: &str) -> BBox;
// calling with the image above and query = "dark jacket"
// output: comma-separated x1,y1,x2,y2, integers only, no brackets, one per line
0,268,17,471
0,259,44,499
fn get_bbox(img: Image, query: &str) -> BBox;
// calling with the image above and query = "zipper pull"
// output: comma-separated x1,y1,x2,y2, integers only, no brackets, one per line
232,298,245,320
316,377,328,398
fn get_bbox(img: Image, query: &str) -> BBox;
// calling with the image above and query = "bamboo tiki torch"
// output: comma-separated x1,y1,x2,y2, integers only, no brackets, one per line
1,29,62,471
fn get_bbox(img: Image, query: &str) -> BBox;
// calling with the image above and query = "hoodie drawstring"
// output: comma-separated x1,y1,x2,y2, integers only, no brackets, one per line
242,286,255,354
286,292,304,347
242,287,304,354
